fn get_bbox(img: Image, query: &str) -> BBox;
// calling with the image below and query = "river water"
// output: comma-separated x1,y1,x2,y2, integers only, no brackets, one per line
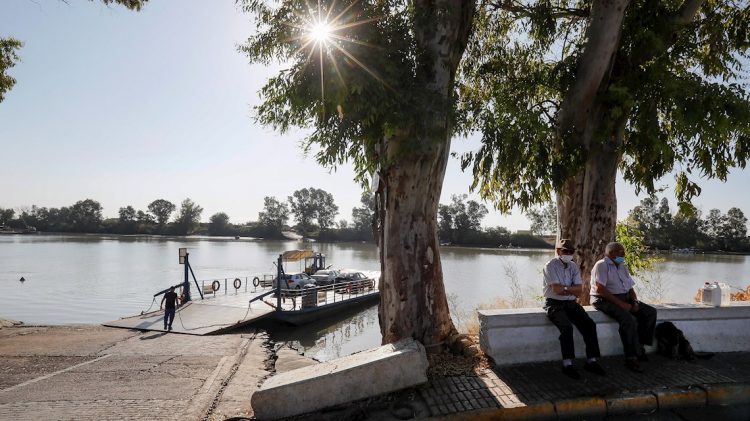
2,234,749,361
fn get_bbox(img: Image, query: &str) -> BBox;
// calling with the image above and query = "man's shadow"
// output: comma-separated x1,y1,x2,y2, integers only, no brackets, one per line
139,331,168,340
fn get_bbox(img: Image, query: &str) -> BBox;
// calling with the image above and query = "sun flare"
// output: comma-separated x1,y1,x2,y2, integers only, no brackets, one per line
286,0,389,106
309,22,333,43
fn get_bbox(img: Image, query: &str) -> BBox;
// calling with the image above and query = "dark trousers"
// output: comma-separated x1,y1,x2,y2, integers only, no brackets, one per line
545,299,601,360
593,294,657,358
164,308,175,329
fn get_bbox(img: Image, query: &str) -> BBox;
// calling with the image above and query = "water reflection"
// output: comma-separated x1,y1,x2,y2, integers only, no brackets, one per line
246,302,381,362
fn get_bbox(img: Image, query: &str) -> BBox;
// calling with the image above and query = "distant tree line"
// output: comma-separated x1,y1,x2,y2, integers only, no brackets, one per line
626,196,749,252
1,198,205,236
0,187,378,242
526,196,750,253
438,194,551,248
2,188,553,247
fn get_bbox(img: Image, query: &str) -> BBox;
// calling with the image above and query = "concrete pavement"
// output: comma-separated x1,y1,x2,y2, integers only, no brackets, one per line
2,322,749,420
0,324,271,421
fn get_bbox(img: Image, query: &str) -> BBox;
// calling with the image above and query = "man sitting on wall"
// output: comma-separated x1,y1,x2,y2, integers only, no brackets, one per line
543,239,606,379
591,242,657,373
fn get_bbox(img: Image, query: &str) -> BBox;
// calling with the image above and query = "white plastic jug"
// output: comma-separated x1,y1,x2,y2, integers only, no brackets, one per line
701,283,717,306
701,282,731,307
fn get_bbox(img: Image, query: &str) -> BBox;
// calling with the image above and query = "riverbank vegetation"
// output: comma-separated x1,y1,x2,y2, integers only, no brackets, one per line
4,191,749,253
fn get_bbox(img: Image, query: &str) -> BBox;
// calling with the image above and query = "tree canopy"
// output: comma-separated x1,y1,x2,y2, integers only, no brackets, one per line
288,188,339,235
460,0,750,211
148,199,176,228
174,198,203,235
0,38,22,103
258,196,290,230
438,194,488,243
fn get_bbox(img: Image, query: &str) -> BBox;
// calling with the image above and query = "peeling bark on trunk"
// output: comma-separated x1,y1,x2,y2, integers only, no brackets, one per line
375,0,475,349
558,111,624,305
555,0,631,304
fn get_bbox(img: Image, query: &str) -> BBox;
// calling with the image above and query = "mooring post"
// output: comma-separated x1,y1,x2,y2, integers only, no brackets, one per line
183,252,192,302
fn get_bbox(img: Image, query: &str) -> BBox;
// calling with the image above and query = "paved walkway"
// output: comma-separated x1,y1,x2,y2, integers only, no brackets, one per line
288,352,750,420
0,325,271,421
2,323,749,420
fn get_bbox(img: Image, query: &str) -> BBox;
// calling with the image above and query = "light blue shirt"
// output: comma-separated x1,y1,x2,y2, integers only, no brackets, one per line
590,256,635,296
543,257,582,300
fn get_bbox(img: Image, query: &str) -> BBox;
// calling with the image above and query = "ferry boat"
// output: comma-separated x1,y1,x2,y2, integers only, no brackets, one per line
104,248,380,335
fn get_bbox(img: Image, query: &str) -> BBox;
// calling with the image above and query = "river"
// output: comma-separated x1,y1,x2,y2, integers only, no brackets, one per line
1,234,748,361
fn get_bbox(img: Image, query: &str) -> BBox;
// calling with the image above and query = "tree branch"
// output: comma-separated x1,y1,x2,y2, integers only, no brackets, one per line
557,0,631,142
674,0,704,25
488,0,590,19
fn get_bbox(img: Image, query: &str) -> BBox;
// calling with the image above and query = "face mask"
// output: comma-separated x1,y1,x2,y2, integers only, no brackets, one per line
559,254,574,263
613,256,625,264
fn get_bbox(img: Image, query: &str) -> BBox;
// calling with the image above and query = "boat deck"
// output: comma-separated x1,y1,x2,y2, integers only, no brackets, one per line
104,279,379,335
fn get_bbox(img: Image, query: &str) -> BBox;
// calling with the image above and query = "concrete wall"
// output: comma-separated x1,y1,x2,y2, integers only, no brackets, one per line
479,303,750,366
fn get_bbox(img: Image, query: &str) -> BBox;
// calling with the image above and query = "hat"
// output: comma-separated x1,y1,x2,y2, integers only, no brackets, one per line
556,239,575,252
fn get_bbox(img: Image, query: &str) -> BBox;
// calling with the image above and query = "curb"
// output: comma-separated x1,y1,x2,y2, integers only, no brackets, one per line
431,382,750,420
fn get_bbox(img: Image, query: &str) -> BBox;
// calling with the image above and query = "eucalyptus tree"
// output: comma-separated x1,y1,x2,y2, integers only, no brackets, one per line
461,0,750,301
241,0,476,346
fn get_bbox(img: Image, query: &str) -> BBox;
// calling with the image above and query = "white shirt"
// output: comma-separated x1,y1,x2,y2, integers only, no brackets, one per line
542,257,582,300
590,256,636,296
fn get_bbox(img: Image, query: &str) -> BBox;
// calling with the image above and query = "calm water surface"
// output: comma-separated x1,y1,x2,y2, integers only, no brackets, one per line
2,234,749,361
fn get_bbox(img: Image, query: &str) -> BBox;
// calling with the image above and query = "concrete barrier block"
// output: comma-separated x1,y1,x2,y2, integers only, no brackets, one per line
605,392,657,415
653,386,706,409
553,396,607,419
700,382,750,406
251,338,428,420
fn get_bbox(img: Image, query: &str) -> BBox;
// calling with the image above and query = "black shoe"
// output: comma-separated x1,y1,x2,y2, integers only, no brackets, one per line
562,365,581,380
584,361,607,376
625,359,644,373
637,353,649,362
168,326,172,331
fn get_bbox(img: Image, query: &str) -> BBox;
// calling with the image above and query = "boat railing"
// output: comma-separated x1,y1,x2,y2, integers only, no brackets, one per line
197,274,276,296
274,279,377,311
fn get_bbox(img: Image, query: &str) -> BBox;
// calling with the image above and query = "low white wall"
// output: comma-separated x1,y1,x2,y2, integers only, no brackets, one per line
478,302,750,366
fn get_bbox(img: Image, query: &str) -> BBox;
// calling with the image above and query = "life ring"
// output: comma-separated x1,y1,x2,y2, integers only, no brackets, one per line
233,278,242,289
252,276,260,287
211,280,220,292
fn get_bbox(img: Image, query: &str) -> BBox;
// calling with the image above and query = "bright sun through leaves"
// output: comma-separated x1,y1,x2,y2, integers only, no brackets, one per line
285,0,388,108
309,22,333,43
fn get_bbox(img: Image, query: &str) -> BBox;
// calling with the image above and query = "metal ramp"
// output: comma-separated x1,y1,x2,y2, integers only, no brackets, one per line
103,300,274,336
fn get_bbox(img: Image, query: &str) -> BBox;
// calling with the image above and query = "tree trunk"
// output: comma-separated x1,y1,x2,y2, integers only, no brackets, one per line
555,0,630,305
558,106,626,305
375,0,475,350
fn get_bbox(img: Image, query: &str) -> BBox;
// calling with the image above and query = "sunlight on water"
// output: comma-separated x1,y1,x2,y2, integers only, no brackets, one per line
2,234,749,359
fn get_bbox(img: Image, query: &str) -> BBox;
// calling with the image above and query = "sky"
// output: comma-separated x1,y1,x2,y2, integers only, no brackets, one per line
1,0,749,231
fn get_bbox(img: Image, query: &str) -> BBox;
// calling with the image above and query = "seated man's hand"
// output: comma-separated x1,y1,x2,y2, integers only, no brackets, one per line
620,301,632,312
630,302,640,313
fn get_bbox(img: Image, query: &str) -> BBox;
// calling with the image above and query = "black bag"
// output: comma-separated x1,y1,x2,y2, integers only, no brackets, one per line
655,321,714,361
